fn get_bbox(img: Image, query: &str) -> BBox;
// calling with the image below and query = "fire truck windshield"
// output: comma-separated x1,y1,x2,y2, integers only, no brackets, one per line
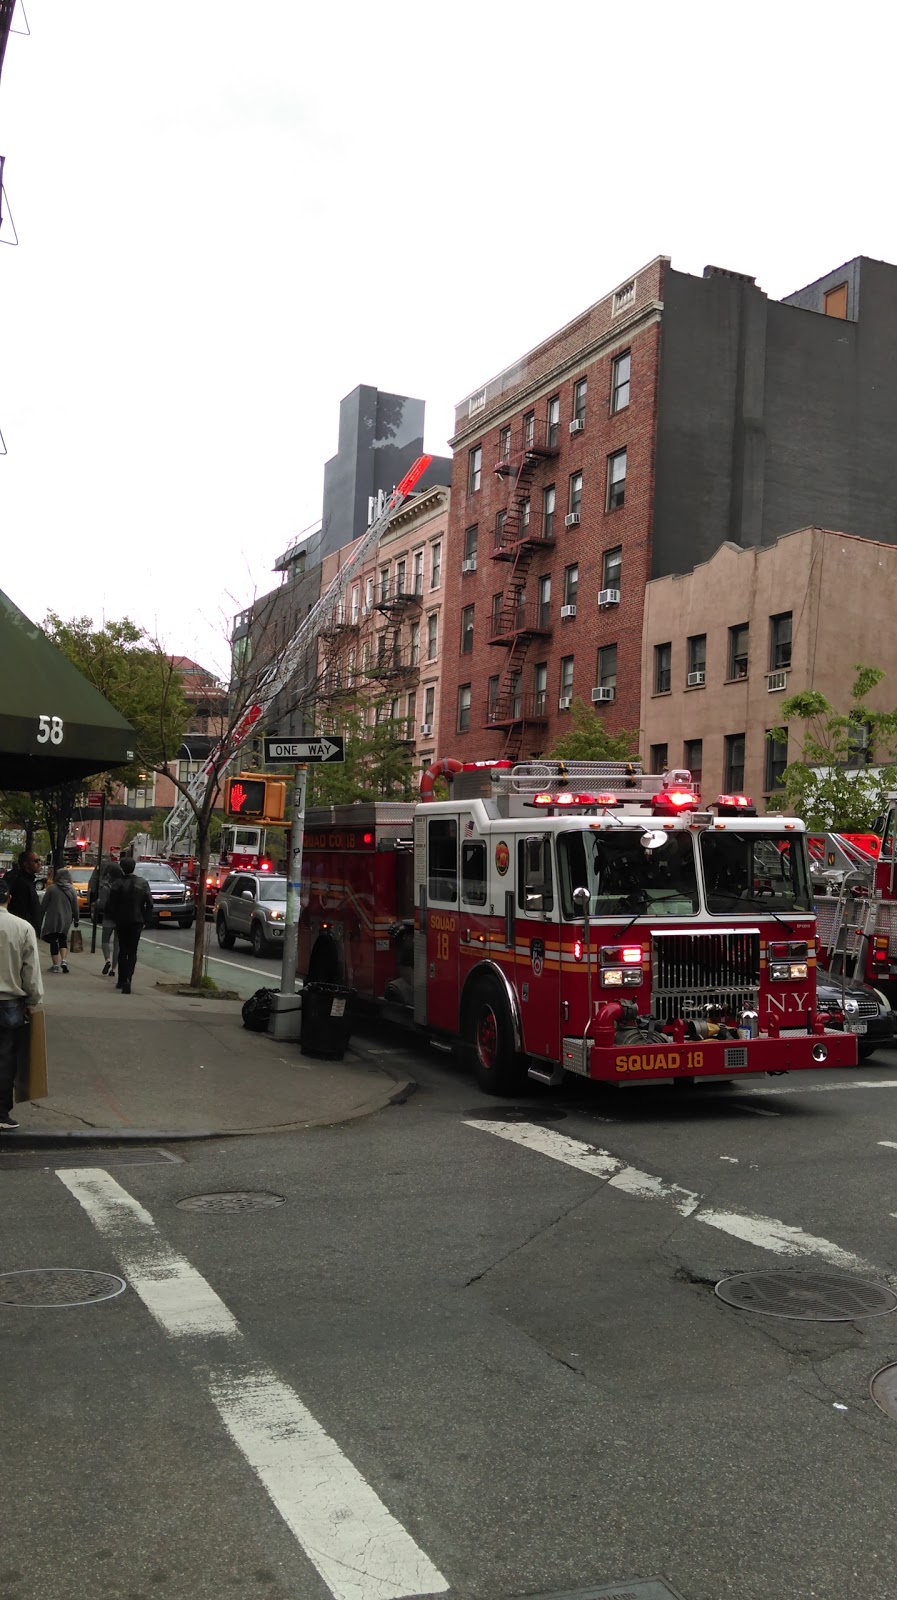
701,831,812,913
558,830,699,918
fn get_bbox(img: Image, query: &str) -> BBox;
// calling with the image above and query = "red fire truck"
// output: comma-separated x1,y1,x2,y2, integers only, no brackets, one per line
811,808,897,996
298,758,857,1092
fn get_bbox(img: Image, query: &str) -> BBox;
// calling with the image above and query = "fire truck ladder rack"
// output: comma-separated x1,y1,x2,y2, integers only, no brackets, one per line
822,882,881,983
502,759,675,802
162,454,434,852
488,448,547,759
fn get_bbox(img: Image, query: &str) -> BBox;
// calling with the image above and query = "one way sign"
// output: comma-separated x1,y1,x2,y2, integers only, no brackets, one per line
263,735,345,764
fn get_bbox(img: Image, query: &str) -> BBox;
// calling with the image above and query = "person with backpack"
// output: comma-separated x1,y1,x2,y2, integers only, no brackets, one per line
40,868,80,974
96,861,123,977
106,857,153,994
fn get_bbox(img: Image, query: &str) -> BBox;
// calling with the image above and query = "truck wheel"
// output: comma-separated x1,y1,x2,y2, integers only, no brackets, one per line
464,980,521,1095
251,921,269,958
216,914,236,950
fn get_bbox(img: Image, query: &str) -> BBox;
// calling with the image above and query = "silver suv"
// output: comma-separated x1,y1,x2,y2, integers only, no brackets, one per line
215,872,287,957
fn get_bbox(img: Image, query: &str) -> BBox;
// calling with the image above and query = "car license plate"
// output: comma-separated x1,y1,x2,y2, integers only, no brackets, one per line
159,910,171,918
848,1019,867,1034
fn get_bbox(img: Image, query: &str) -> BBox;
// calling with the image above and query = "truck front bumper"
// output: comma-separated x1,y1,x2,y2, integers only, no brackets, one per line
563,1029,858,1081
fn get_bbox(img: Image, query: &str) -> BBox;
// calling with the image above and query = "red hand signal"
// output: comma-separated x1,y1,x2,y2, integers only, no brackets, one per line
230,782,248,813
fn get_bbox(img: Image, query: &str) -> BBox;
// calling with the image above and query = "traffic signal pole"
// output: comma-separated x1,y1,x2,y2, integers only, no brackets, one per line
279,764,306,999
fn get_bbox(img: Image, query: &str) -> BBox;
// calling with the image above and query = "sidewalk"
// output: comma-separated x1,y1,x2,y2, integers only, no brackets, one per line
9,943,413,1141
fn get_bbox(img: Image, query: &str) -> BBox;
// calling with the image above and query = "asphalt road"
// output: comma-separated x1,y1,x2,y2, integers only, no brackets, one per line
137,917,285,996
5,1033,897,1600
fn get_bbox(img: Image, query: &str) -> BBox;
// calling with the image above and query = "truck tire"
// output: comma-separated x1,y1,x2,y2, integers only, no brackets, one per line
251,921,269,958
463,978,521,1095
216,914,236,950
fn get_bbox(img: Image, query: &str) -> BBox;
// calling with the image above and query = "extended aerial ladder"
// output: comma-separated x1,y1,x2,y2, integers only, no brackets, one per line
162,454,434,853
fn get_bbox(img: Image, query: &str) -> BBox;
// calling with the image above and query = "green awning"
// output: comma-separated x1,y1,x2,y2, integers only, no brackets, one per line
0,589,137,788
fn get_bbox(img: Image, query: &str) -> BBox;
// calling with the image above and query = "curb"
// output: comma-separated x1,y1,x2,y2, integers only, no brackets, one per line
2,1073,418,1148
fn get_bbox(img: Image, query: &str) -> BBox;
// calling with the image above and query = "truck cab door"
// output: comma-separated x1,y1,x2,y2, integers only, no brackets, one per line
424,816,460,1032
515,833,560,1061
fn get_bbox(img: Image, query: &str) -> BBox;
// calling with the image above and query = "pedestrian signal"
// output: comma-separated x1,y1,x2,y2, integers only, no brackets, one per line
224,775,287,822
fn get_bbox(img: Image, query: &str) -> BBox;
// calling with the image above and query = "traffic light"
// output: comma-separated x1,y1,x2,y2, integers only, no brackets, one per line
224,774,287,822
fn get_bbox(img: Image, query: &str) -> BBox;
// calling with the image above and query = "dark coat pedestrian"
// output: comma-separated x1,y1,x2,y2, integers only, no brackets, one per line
106,859,154,994
3,851,42,937
40,870,80,973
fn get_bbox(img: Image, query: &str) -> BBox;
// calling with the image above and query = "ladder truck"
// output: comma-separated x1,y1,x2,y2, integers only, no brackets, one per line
810,808,897,998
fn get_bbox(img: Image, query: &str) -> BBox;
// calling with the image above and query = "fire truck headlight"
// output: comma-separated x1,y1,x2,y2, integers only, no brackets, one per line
601,969,624,986
770,962,792,981
789,962,808,980
622,968,643,986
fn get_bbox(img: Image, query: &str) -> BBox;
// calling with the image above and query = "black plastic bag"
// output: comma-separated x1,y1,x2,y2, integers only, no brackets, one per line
241,987,276,1033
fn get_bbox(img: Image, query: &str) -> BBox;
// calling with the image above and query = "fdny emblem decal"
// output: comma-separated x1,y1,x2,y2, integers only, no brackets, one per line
495,841,510,875
530,938,545,977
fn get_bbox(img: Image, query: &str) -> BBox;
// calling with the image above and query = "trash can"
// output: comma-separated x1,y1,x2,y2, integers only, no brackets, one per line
300,982,356,1060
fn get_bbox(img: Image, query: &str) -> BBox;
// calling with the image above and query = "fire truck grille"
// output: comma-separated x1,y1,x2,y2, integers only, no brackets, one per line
651,931,760,1022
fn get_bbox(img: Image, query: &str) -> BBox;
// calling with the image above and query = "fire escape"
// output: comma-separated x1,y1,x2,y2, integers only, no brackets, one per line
487,417,558,758
367,578,423,739
318,607,360,708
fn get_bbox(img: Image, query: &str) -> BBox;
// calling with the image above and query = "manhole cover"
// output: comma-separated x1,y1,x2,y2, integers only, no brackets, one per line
463,1106,567,1124
175,1191,286,1214
871,1362,897,1420
715,1269,897,1321
511,1580,686,1600
0,1269,126,1307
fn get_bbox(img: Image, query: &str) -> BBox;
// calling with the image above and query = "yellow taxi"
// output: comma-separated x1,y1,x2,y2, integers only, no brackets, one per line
65,869,95,914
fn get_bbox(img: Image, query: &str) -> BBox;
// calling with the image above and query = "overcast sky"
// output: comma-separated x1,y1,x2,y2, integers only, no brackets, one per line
2,1,895,678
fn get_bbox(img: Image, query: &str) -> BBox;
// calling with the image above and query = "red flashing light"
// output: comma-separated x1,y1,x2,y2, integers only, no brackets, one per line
621,946,642,964
363,832,374,844
534,792,553,806
572,937,584,961
259,860,272,872
555,792,576,806
717,794,752,808
668,790,697,807
654,790,698,814
595,793,619,807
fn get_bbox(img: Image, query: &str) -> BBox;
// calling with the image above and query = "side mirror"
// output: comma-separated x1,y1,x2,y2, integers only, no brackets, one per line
641,831,669,851
241,889,254,899
572,885,591,916
525,892,544,912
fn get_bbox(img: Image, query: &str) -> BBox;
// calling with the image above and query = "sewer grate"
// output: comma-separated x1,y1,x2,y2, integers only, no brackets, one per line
175,1191,286,1214
463,1106,567,1124
715,1269,897,1321
511,1580,687,1600
870,1362,897,1421
0,1269,127,1307
0,1147,184,1172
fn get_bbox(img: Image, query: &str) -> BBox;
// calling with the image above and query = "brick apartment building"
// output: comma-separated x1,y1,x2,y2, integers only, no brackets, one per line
316,484,449,768
439,252,897,762
641,528,897,808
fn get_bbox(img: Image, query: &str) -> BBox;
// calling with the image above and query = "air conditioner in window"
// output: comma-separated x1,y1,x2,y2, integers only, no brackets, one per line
560,604,577,619
565,512,581,528
687,670,705,686
767,670,788,692
461,558,477,573
592,686,615,703
569,419,585,435
598,588,620,607
558,695,572,710
419,723,433,736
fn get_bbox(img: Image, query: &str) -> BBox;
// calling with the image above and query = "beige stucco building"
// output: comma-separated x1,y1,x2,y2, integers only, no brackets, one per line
640,529,897,807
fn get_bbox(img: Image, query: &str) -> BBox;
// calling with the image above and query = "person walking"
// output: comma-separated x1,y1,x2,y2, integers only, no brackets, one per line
96,861,123,977
3,850,42,937
40,868,80,974
106,857,153,994
0,877,44,1132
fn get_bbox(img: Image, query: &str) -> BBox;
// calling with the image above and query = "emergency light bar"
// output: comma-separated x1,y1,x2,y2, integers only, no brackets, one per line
715,794,757,816
531,791,621,808
652,789,699,814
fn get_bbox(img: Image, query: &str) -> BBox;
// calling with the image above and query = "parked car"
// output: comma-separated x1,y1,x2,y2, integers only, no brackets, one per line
132,859,196,930
815,974,895,1061
215,872,287,957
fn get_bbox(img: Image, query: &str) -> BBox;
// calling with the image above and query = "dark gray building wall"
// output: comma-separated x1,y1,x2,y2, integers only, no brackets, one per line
651,257,897,578
321,385,451,559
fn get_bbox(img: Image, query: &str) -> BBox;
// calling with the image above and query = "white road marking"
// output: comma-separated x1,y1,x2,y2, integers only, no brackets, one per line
465,1121,877,1274
58,1169,447,1600
743,1079,897,1096
730,1101,781,1117
141,937,271,979
879,1141,897,1151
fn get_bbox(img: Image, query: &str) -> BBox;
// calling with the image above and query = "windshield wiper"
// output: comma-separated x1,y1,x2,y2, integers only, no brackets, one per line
709,894,797,934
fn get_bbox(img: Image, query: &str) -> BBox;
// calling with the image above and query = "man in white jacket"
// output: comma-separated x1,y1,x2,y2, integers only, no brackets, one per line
0,877,44,1131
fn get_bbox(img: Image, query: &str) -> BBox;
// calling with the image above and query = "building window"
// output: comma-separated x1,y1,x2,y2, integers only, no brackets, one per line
468,446,482,493
409,621,420,667
427,614,438,661
412,550,424,594
725,733,746,793
494,509,507,551
573,377,587,424
824,282,848,319
457,684,471,733
765,729,788,792
547,395,560,449
538,573,551,627
347,647,357,686
846,721,872,769
498,426,511,465
406,691,416,730
523,411,535,450
491,592,503,633
424,685,435,723
654,642,671,694
430,542,442,588
543,484,555,538
684,739,703,788
598,644,617,691
534,662,548,714
350,585,359,624
728,623,749,680
487,675,499,715
568,471,583,516
362,641,371,674
770,612,792,671
611,350,631,413
365,575,374,612
460,604,475,655
607,448,627,510
520,496,531,536
395,558,407,597
650,743,668,773
379,566,389,602
560,655,574,698
602,545,622,592
464,525,478,565
687,634,706,680
564,563,578,607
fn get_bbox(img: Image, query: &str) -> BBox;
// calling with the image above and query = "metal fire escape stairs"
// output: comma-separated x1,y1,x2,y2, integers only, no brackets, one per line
161,454,433,853
490,428,554,760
